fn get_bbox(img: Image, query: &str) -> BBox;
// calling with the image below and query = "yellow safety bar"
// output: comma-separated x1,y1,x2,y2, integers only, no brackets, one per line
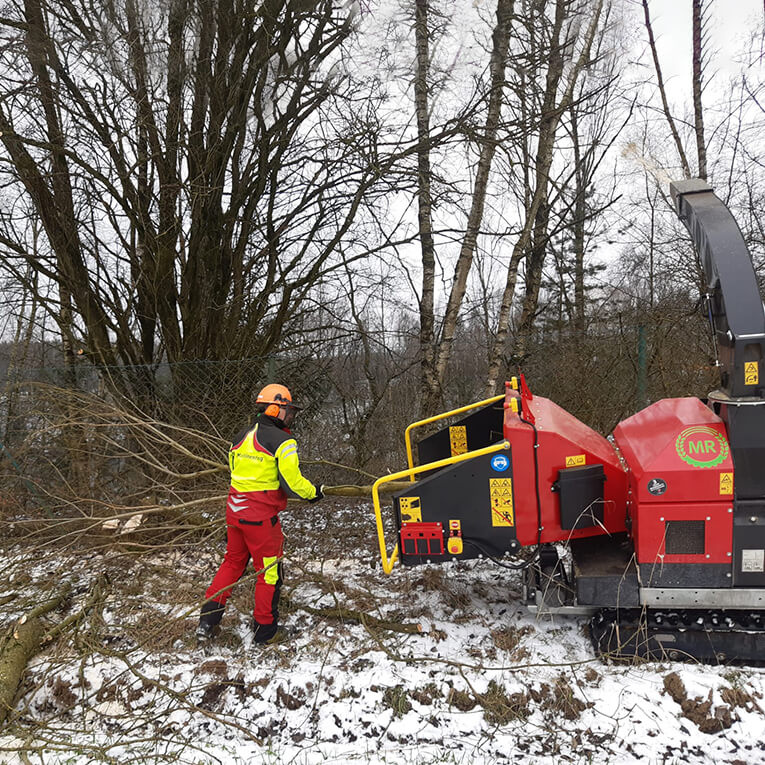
373,440,511,574
404,394,505,479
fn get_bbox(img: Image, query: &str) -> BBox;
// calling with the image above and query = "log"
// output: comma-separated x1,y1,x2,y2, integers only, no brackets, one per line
0,588,70,725
0,576,108,726
323,482,413,497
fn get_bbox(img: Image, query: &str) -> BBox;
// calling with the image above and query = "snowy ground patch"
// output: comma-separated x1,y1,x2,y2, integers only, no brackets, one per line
1,500,764,763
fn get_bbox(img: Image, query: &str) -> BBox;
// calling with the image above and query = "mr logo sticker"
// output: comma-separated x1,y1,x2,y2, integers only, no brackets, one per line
675,426,730,468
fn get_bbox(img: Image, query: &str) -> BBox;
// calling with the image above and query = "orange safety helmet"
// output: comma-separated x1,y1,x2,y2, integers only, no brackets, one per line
256,383,301,419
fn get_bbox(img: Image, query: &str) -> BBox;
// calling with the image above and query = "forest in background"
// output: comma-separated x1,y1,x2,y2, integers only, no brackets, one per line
0,0,762,521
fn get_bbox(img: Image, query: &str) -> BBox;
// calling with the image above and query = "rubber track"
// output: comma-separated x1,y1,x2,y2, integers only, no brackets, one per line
590,608,765,665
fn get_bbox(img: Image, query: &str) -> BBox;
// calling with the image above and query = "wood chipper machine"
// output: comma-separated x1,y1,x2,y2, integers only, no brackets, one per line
372,180,765,663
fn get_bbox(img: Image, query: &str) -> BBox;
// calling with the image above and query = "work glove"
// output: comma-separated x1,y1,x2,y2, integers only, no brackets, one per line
308,484,324,503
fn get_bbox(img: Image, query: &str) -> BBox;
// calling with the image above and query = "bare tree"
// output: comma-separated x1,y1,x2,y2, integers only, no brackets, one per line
485,0,605,391
412,0,515,414
413,0,439,415
0,0,396,400
641,0,692,178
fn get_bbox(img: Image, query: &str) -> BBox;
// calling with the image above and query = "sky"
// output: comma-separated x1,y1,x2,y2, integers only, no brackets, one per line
649,0,763,104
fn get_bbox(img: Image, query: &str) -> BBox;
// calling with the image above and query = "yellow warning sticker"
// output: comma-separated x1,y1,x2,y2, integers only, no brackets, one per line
745,362,759,386
719,473,733,495
565,454,586,467
399,496,422,523
449,425,468,456
489,477,514,527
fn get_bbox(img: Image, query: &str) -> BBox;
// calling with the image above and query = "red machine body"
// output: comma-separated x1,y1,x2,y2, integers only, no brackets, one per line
503,387,628,547
502,385,735,565
613,398,734,566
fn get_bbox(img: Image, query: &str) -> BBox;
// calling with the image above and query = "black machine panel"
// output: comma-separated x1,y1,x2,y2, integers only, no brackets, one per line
732,508,765,587
394,449,518,565
639,563,731,588
572,534,640,608
722,406,765,499
416,402,504,467
670,180,765,400
555,464,605,530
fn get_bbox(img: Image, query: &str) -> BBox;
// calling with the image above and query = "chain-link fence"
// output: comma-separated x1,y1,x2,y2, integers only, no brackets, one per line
0,354,337,522
0,303,719,528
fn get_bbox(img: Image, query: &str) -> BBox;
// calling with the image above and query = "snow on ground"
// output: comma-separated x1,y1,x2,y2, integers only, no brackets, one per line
1,499,765,764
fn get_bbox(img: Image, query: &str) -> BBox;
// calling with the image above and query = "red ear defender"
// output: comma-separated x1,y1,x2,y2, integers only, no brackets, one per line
256,383,301,420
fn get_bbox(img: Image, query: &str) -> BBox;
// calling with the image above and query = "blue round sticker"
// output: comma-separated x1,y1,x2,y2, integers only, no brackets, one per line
491,454,509,472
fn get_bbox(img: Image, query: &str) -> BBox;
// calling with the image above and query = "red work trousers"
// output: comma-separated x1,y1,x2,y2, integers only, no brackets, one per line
205,505,284,627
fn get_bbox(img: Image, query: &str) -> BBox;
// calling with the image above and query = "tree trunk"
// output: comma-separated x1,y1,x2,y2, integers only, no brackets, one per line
414,0,440,416
571,108,586,338
433,0,514,396
692,0,707,179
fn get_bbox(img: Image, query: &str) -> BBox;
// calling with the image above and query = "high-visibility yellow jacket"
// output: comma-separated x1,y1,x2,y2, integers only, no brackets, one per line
228,415,318,502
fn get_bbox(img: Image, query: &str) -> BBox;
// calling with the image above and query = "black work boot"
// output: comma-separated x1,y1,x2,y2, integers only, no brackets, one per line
252,621,288,645
196,600,224,644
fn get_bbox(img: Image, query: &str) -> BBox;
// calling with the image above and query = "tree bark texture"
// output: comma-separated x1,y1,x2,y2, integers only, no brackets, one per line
414,0,440,416
0,588,71,726
571,107,587,337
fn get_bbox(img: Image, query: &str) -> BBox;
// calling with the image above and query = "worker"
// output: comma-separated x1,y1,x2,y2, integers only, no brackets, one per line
196,383,323,645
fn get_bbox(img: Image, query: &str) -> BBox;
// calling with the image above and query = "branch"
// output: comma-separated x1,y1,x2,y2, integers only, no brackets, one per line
295,601,423,634
641,0,692,177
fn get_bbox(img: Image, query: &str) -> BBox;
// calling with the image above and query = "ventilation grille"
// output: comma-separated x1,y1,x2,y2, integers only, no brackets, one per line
665,520,705,555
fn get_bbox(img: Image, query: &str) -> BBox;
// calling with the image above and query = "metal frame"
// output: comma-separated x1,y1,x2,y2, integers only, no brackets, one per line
372,440,511,574
403,394,505,479
641,587,765,609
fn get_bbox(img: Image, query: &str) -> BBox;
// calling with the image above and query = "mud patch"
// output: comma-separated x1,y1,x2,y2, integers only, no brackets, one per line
490,625,533,655
197,659,228,677
276,684,306,710
720,685,763,714
410,682,441,706
663,672,733,733
199,675,246,711
447,687,476,712
51,677,77,709
530,675,591,721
